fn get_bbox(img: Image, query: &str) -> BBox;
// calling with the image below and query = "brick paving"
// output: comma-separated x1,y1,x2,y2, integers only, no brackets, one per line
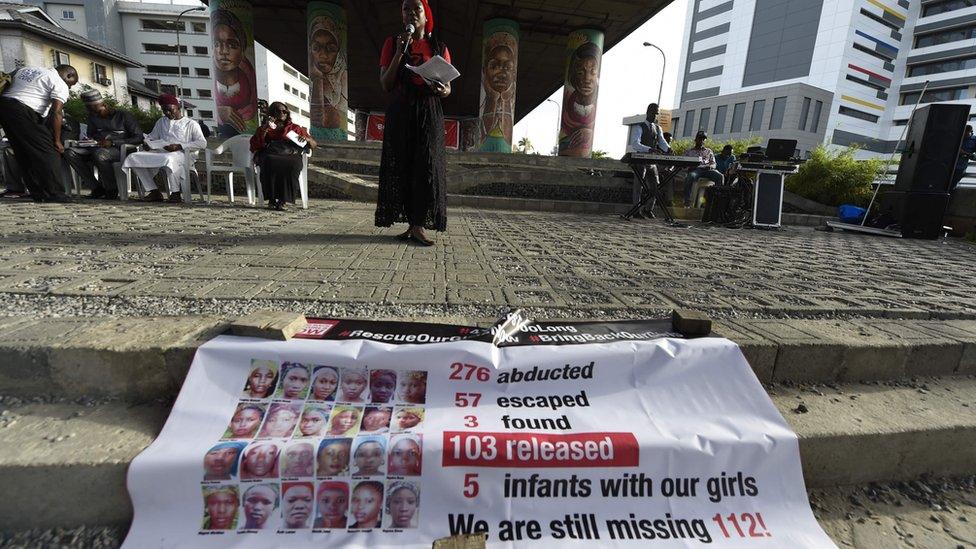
1,198,975,320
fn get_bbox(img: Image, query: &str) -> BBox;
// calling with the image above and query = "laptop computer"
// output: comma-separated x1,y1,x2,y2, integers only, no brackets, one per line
765,139,797,161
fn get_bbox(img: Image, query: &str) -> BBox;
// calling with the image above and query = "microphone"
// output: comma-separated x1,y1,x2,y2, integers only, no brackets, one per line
403,23,415,54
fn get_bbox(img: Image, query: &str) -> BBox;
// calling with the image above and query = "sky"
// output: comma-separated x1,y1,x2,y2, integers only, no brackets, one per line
512,0,689,159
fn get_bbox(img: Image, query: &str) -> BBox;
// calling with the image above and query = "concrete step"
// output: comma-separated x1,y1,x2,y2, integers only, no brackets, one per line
771,376,976,487
314,142,624,173
0,315,226,402
2,376,973,529
0,399,169,529
307,167,632,214
2,316,975,402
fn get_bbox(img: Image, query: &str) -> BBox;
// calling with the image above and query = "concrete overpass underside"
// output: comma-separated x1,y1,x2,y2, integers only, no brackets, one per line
241,0,673,119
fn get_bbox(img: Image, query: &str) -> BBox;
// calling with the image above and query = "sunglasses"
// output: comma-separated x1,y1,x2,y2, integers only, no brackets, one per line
271,108,288,115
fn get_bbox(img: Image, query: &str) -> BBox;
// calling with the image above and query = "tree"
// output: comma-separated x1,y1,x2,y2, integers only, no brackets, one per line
591,150,608,159
64,88,163,134
514,137,534,155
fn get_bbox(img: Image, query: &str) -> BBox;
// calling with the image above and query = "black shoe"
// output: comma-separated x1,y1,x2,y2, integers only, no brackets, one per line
87,188,106,199
142,189,164,202
274,200,285,211
167,192,183,203
104,191,119,200
395,230,412,241
48,193,74,203
0,190,29,199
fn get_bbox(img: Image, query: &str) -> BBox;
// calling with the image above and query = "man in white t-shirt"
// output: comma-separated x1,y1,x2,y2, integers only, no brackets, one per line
0,64,78,202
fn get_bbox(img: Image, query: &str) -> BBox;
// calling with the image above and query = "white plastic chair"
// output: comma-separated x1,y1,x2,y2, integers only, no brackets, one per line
113,143,139,199
204,135,256,204
121,147,203,203
63,141,138,198
60,140,83,197
178,148,205,204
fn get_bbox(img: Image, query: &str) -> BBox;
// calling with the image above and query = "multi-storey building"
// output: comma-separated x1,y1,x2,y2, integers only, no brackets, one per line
672,0,976,175
0,3,139,102
26,0,311,132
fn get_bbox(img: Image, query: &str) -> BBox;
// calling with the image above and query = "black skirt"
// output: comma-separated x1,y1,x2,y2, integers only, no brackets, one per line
374,85,448,231
257,152,302,204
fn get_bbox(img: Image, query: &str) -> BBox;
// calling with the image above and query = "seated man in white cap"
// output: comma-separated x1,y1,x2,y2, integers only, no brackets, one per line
63,90,143,199
122,93,206,202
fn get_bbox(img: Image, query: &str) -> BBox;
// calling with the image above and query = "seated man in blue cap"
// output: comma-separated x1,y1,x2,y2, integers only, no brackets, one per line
63,90,143,199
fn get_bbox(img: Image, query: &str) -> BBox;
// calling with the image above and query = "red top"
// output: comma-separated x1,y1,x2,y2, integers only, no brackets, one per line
250,121,311,152
380,36,452,87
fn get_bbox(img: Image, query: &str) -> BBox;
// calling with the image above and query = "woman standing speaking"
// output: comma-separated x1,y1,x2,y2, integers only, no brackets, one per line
375,0,451,246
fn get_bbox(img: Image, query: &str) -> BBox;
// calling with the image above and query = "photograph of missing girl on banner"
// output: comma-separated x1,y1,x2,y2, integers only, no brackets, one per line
124,318,835,548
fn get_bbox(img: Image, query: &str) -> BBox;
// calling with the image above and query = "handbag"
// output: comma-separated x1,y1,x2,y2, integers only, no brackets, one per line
264,139,303,156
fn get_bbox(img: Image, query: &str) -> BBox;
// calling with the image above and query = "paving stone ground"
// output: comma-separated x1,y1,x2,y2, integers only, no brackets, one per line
1,198,975,321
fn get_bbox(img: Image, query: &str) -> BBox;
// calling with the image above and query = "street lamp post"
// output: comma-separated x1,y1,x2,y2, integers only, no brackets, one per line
642,42,666,106
545,98,561,155
176,6,206,102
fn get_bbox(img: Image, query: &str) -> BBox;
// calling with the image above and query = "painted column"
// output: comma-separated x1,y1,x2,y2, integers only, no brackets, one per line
558,29,604,157
478,18,519,153
308,2,349,141
210,0,260,137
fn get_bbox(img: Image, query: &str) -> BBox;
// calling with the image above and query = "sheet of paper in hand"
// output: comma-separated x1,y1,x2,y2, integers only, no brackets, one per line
123,317,835,548
144,137,170,150
406,55,460,85
286,130,308,148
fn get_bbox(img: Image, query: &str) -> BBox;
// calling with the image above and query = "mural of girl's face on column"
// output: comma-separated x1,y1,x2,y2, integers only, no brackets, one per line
569,44,601,105
558,30,604,158
486,45,516,94
210,2,258,138
478,19,519,153
312,29,340,75
308,2,349,141
213,23,244,73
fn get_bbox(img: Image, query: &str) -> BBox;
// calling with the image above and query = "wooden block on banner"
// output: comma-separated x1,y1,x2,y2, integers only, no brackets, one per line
432,533,487,549
672,308,712,337
229,311,308,341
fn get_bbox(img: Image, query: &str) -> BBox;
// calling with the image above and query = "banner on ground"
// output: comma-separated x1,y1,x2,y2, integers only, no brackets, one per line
124,317,835,548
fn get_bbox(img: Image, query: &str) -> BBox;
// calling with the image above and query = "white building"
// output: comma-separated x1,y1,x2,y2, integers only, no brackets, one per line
0,3,139,102
27,0,310,131
672,0,976,168
256,45,312,129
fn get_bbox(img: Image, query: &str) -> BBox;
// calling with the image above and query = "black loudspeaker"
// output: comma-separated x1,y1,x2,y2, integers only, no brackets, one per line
702,186,739,223
895,103,971,193
878,190,949,239
753,172,784,227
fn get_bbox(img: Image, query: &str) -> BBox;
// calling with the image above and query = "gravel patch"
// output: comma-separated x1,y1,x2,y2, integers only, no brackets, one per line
1,293,972,324
0,525,125,548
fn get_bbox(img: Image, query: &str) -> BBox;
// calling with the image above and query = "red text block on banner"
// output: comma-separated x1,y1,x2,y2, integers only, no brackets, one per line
442,431,639,468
